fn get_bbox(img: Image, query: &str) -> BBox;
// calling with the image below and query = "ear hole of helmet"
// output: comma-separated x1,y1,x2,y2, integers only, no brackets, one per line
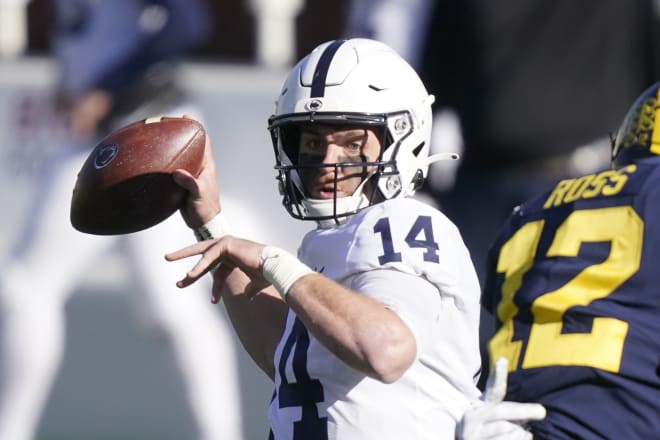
412,169,424,191
412,142,424,157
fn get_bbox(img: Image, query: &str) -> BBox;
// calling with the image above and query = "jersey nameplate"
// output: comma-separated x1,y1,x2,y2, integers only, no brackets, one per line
543,165,637,209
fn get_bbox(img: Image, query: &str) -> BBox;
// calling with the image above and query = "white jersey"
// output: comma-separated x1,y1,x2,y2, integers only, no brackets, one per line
268,198,482,439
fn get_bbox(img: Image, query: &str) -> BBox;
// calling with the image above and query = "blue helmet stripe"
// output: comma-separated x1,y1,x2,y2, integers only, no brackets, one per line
310,40,345,98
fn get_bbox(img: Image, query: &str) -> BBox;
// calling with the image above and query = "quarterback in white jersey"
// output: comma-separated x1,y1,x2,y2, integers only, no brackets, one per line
167,38,482,439
272,198,481,438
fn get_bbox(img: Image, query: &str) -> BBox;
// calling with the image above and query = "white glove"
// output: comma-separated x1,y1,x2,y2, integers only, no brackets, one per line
456,357,547,440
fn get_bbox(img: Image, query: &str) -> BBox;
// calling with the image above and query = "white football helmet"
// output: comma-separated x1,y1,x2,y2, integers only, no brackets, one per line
268,38,454,225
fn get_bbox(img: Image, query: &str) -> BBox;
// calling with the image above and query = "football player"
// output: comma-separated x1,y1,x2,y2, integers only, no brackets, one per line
167,38,483,438
458,82,660,439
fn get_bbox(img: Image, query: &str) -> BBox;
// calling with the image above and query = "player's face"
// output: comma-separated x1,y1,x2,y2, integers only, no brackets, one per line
297,125,382,199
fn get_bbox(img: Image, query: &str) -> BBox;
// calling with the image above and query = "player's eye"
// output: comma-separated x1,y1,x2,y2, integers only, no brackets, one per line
301,137,324,153
345,139,364,155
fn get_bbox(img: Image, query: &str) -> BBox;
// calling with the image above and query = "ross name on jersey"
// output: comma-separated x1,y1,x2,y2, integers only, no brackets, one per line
543,165,637,208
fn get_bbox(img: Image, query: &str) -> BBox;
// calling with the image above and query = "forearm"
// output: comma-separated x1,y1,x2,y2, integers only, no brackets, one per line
285,273,416,383
218,266,287,380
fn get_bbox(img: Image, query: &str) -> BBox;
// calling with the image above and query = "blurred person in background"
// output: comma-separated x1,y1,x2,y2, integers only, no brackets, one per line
343,0,435,70
0,1,244,439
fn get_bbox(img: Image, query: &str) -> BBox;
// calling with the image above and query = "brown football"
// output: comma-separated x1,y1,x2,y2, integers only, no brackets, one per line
70,116,205,235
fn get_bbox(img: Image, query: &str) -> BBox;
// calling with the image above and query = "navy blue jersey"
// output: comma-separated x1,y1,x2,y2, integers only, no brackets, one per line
483,158,660,439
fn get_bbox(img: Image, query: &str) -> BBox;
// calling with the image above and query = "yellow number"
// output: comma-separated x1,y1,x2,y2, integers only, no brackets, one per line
488,220,544,369
489,207,643,373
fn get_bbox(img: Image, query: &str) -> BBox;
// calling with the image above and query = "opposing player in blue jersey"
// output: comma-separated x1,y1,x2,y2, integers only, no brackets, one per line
458,82,660,439
166,38,483,438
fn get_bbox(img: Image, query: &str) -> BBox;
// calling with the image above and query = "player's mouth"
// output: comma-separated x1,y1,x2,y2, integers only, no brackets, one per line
314,187,338,199
311,183,346,199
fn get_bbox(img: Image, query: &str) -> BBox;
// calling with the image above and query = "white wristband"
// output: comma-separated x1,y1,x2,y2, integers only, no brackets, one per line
194,211,230,241
261,246,314,300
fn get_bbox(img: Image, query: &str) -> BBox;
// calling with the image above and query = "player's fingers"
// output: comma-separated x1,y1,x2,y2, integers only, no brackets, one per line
182,248,228,283
211,289,221,304
172,168,199,194
245,279,273,298
166,240,228,287
165,239,218,261
484,357,509,403
175,256,221,288
176,260,223,289
481,402,547,423
176,273,203,289
479,421,533,440
210,260,251,302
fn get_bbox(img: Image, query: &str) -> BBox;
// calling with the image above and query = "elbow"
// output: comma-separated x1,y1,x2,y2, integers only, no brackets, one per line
366,334,417,384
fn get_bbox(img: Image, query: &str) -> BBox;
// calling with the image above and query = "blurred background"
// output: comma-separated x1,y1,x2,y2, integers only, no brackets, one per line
0,1,347,439
20,0,347,62
1,0,658,439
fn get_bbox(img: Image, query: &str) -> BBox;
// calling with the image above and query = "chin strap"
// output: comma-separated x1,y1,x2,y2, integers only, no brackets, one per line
301,178,372,227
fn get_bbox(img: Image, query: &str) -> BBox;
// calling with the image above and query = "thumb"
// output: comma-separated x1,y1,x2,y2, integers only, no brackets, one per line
484,357,509,403
172,169,199,194
492,402,547,422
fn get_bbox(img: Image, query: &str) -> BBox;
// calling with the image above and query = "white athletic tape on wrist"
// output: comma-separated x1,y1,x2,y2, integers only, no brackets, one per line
261,246,313,300
194,211,230,241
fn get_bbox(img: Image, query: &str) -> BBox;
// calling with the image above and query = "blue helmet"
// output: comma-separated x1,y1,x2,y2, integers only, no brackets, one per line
611,82,660,168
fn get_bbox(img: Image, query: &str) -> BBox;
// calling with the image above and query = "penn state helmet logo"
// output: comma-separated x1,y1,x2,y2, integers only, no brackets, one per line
94,143,119,169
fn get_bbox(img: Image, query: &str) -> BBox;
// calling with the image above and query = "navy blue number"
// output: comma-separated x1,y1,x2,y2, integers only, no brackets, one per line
276,318,328,440
374,217,403,264
405,216,440,263
375,215,440,264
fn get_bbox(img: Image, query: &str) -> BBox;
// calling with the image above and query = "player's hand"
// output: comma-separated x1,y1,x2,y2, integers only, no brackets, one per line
455,357,547,440
165,235,269,303
173,130,222,228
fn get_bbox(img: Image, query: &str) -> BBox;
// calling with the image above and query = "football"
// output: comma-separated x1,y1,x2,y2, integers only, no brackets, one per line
70,116,206,235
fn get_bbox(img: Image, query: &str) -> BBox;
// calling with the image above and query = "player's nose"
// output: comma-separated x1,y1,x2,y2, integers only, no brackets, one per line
320,144,344,164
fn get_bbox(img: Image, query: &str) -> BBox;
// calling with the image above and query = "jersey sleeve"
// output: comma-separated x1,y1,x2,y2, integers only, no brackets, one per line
347,268,443,350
